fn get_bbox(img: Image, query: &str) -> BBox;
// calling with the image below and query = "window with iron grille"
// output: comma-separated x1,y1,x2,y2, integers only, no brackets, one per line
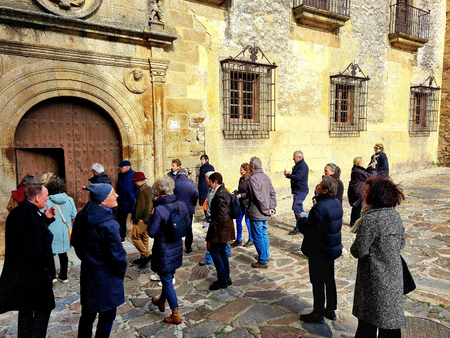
221,45,277,139
329,63,369,138
409,76,440,136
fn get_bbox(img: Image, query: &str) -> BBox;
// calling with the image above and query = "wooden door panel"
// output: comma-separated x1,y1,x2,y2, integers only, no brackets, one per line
14,97,121,210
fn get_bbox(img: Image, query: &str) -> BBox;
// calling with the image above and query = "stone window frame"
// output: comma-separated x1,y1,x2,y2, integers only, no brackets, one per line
220,46,277,139
409,76,440,137
329,63,369,138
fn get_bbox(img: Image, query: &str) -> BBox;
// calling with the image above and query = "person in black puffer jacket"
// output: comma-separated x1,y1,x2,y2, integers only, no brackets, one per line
297,176,343,324
148,176,190,325
348,157,377,226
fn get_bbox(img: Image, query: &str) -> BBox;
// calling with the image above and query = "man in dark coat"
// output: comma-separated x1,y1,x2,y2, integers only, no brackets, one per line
116,160,137,242
72,183,127,338
198,154,214,210
297,176,343,324
79,163,112,191
206,172,235,290
0,184,56,338
284,150,309,235
167,158,187,181
174,171,199,253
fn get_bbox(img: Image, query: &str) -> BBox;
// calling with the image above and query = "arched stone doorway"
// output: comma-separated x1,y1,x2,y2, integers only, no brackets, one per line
14,97,121,209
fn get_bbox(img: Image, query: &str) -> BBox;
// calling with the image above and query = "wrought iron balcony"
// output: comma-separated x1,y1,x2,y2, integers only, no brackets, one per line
293,0,351,32
389,3,429,51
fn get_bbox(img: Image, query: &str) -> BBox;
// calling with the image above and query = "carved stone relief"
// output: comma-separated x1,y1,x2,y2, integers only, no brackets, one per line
124,68,148,94
149,0,164,24
35,0,102,18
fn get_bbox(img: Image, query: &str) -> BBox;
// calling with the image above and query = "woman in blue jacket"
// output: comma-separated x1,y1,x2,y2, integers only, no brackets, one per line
297,176,343,323
148,176,190,325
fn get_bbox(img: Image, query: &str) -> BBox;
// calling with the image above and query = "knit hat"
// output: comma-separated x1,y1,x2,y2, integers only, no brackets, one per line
205,171,215,178
86,184,113,204
133,172,147,181
118,160,131,167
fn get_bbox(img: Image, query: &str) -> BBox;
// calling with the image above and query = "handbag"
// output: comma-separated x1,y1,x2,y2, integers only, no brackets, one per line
55,204,72,244
401,256,416,295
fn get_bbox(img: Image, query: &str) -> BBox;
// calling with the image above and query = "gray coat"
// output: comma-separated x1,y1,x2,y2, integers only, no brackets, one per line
351,207,406,329
246,169,277,221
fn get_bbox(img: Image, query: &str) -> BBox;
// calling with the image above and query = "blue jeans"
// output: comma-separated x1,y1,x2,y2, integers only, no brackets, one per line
209,243,230,283
204,244,231,264
250,220,270,264
159,271,178,310
293,192,308,222
236,209,252,242
78,307,116,338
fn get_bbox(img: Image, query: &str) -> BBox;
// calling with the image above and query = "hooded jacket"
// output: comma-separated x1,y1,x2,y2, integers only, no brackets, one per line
45,193,77,254
89,172,112,185
72,201,127,312
174,174,199,215
297,194,343,261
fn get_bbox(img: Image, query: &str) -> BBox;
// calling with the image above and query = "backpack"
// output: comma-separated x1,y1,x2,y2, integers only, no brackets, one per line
219,191,241,219
161,202,187,242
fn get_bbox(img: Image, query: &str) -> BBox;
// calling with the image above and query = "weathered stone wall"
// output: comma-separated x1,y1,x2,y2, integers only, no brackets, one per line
438,0,450,165
164,0,445,190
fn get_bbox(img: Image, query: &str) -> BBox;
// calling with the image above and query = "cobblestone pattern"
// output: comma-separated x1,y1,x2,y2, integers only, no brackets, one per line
0,168,449,337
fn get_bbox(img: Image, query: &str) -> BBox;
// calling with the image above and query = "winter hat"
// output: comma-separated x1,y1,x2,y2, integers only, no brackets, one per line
118,160,131,167
133,172,147,181
87,184,113,204
205,171,215,178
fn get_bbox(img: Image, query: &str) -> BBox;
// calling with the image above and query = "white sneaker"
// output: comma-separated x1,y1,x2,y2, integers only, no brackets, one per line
202,222,210,228
158,278,176,286
150,274,160,281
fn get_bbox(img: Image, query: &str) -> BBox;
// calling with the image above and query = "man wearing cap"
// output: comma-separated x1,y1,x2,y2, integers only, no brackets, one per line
72,184,127,338
116,160,137,242
131,172,153,268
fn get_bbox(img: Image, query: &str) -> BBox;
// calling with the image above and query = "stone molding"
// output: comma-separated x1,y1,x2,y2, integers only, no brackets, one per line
149,58,169,83
293,5,350,32
388,33,428,52
0,6,177,46
0,39,150,69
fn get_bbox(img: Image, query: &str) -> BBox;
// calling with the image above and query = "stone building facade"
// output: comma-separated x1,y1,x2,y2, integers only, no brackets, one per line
0,0,446,255
439,0,450,165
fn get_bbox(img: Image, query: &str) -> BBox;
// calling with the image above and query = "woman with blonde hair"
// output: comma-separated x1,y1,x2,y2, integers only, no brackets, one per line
347,157,376,226
369,143,389,176
230,163,253,247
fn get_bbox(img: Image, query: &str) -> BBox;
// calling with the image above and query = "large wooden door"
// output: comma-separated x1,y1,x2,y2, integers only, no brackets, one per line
14,97,121,209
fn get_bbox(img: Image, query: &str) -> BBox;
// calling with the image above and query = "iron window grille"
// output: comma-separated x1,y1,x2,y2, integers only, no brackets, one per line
389,1,429,40
329,63,369,138
409,76,440,136
221,45,277,139
293,0,351,16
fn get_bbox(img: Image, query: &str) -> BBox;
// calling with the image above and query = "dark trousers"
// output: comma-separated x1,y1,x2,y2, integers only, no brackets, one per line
117,210,128,240
309,255,337,315
18,310,51,338
185,214,194,251
78,307,117,338
58,252,68,279
209,243,230,283
350,205,362,226
355,319,402,338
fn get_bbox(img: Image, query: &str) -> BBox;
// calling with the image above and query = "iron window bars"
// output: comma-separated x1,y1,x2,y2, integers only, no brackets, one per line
293,0,351,17
221,45,277,139
329,63,369,138
409,76,440,136
389,1,430,41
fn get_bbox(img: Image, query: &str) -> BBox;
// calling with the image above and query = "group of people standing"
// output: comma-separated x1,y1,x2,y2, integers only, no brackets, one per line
0,143,407,338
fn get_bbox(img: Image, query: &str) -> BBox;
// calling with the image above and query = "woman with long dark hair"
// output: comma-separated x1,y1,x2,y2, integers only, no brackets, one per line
351,176,406,338
231,163,253,247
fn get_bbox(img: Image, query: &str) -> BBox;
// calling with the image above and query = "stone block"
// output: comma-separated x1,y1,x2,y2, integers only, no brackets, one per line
170,11,194,29
166,98,203,114
209,298,254,322
183,29,207,44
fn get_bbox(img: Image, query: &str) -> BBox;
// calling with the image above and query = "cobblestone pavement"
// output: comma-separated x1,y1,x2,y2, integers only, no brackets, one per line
1,167,450,337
